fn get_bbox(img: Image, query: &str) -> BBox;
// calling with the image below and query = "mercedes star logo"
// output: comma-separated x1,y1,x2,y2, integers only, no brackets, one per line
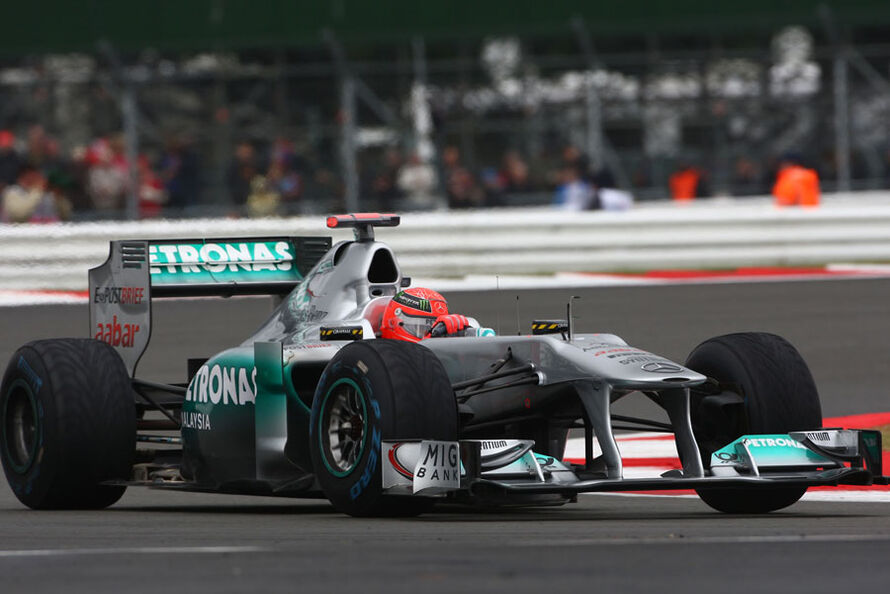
641,361,684,373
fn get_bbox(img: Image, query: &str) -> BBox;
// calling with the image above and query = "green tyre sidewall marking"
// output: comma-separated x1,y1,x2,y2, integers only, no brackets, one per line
317,377,367,478
2,378,40,475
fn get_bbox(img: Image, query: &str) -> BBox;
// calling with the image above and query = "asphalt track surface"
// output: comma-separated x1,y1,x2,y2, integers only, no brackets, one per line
1,278,889,593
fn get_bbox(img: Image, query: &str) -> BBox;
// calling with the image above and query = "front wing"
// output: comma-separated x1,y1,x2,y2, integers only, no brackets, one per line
381,430,888,501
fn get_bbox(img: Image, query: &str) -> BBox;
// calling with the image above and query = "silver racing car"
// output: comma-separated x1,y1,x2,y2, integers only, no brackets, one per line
1,214,885,515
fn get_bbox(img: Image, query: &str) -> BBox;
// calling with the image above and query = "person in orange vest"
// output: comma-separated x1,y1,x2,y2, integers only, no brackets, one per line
669,165,706,201
772,154,820,207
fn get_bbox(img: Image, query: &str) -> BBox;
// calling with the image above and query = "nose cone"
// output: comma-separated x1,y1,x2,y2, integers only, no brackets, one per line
566,337,709,389
610,360,707,389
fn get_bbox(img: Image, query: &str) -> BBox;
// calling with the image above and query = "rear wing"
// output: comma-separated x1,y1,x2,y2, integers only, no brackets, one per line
89,236,331,376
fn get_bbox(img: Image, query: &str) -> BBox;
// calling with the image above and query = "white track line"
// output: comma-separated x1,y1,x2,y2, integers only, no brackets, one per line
801,491,890,502
0,291,88,307
0,546,266,558
510,534,890,547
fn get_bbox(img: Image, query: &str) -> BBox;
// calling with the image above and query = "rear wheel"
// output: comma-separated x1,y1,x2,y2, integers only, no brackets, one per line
309,340,458,517
1,339,136,509
685,332,822,513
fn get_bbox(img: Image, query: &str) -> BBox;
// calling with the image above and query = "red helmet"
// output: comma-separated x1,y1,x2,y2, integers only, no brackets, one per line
380,287,448,342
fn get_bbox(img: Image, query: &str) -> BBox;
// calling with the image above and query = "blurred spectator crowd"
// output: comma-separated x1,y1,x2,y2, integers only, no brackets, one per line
0,123,824,223
0,125,636,222
0,125,182,223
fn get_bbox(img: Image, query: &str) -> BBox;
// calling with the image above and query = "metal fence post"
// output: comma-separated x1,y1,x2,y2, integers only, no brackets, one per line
834,49,851,193
585,77,603,173
340,75,359,212
122,85,140,220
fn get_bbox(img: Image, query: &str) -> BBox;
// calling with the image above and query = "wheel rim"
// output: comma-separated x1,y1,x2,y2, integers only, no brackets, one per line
3,379,39,474
319,378,367,477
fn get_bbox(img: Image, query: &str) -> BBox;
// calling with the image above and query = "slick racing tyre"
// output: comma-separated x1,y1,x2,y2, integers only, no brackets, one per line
685,332,822,514
1,339,136,509
310,340,458,517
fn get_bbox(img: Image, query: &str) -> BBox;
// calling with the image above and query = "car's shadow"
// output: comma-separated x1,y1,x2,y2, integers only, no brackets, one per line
97,501,870,523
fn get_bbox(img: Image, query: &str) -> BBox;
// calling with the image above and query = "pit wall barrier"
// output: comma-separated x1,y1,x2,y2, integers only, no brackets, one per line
2,192,890,290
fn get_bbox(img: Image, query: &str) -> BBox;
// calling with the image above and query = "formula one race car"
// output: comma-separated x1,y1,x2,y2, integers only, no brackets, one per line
1,214,886,515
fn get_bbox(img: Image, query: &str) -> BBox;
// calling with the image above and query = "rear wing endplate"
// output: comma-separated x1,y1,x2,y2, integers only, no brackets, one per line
89,236,331,376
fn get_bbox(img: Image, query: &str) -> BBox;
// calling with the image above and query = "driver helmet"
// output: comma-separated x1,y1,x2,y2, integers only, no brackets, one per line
380,287,448,342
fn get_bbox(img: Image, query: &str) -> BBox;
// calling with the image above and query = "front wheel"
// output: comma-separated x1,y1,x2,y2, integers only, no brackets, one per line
685,332,822,513
309,340,458,517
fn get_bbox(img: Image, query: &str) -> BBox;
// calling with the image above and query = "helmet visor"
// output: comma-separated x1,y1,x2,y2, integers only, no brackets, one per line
394,309,437,339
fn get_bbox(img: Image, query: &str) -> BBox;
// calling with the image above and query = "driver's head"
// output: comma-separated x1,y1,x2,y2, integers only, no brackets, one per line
380,287,448,342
